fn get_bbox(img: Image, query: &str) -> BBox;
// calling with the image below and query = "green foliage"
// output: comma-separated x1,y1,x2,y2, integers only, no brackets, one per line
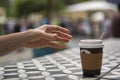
0,0,9,16
0,0,9,8
62,0,90,5
52,0,65,11
77,0,90,2
0,0,89,17
14,0,65,17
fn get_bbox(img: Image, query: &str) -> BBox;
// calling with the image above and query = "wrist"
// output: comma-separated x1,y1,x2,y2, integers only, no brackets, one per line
19,31,29,47
22,29,37,42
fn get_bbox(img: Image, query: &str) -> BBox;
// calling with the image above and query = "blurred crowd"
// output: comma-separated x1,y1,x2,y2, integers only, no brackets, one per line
3,18,38,34
1,10,120,40
58,14,112,39
0,14,113,39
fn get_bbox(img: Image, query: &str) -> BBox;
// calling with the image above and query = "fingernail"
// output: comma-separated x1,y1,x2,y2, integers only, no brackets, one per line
69,35,72,39
52,34,58,39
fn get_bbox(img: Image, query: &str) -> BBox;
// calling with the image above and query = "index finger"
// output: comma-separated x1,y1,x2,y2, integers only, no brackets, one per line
47,25,69,33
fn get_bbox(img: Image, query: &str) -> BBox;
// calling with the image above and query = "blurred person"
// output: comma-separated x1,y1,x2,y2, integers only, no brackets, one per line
66,20,75,35
88,17,95,38
69,20,80,36
19,19,27,32
27,21,39,29
4,19,15,34
14,19,27,33
101,14,111,38
58,16,67,28
14,20,21,32
79,19,91,37
41,16,49,25
4,21,9,34
111,1,120,37
0,25,72,56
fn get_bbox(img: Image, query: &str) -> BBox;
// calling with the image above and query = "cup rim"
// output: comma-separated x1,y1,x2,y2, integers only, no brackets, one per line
79,43,104,48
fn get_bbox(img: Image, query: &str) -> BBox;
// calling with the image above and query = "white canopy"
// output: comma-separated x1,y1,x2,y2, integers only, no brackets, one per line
67,0,117,12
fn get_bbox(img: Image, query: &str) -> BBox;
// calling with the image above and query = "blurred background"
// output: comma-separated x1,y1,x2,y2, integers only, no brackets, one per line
0,0,119,65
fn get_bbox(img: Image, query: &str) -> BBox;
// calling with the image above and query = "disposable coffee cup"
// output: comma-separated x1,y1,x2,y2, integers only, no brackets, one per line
79,39,104,77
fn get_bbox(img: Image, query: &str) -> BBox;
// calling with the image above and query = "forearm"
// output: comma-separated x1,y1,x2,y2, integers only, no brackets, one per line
0,25,72,56
0,32,28,56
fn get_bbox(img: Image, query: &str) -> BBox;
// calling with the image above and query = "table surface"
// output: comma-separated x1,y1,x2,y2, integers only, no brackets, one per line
0,38,120,80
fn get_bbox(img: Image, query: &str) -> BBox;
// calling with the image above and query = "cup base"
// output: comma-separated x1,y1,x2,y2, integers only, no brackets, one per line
83,69,101,77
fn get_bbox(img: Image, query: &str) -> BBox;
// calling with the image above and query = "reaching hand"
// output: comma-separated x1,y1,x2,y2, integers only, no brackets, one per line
23,25,72,48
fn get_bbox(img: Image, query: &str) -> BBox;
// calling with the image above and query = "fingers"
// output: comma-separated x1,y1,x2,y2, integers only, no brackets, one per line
42,32,70,42
41,30,72,42
35,25,72,42
54,36,70,42
41,32,58,40
45,25,69,33
46,41,64,48
26,40,64,49
51,31,72,40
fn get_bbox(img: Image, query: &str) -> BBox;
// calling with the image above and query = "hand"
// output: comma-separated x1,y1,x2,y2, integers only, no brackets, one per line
23,25,72,48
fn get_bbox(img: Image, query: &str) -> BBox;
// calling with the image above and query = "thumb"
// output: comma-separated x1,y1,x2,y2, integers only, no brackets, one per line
42,32,57,40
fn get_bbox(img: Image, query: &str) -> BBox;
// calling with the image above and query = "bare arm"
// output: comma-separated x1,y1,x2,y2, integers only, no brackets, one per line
0,32,28,56
0,25,72,56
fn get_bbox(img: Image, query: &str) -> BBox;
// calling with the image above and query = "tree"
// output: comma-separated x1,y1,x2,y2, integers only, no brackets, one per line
0,0,90,17
14,0,64,18
0,0,9,16
62,0,90,5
